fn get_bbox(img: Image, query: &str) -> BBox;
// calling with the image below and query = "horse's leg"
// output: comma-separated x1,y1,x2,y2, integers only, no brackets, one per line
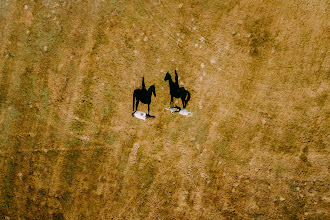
182,96,185,108
148,104,150,115
171,96,173,106
136,99,139,111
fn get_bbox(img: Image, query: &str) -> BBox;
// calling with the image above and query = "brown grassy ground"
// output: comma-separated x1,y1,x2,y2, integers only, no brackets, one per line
0,0,329,219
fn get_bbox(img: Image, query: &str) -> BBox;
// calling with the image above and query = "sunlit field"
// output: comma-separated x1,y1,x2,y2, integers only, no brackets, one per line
0,0,329,219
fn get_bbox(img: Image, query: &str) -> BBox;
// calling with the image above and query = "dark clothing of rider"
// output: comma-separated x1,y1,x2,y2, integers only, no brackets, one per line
142,77,147,95
174,70,179,90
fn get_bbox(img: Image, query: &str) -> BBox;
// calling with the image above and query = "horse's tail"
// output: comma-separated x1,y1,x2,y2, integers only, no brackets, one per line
186,90,191,102
133,90,136,112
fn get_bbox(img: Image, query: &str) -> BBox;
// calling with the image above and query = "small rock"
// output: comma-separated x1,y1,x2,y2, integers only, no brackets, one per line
17,172,23,180
200,172,208,179
280,197,285,201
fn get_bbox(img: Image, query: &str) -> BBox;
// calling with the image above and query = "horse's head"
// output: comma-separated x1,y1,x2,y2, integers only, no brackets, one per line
149,85,156,97
164,72,171,82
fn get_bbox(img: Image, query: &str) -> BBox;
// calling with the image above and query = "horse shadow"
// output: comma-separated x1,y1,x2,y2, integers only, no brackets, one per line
164,70,190,108
133,77,156,117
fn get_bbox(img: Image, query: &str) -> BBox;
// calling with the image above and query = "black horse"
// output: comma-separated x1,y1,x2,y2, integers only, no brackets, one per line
164,70,190,108
133,77,156,115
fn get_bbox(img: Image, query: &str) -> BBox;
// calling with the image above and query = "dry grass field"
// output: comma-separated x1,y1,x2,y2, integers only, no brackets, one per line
0,0,329,219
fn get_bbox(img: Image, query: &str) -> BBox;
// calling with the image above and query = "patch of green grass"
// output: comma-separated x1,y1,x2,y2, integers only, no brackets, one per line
101,105,113,121
92,22,108,53
75,70,95,120
138,161,157,189
20,68,37,106
71,120,85,132
2,160,17,210
117,161,126,172
76,100,93,119
0,62,11,106
61,138,82,185
41,87,50,111
196,122,209,144
215,141,230,157
91,148,106,165
62,150,81,186
106,133,117,144
151,144,163,155
61,191,72,206
35,86,51,122
275,162,286,178
1,107,21,146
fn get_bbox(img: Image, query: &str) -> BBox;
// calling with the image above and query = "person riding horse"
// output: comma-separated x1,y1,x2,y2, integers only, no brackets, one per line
164,70,190,108
142,77,146,91
174,70,179,93
133,77,156,117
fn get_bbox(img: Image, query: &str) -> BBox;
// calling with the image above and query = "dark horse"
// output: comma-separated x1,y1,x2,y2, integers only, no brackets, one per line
164,70,190,108
133,77,156,115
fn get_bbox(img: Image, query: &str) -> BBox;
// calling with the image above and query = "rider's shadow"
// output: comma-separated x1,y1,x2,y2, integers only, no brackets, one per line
164,70,191,109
